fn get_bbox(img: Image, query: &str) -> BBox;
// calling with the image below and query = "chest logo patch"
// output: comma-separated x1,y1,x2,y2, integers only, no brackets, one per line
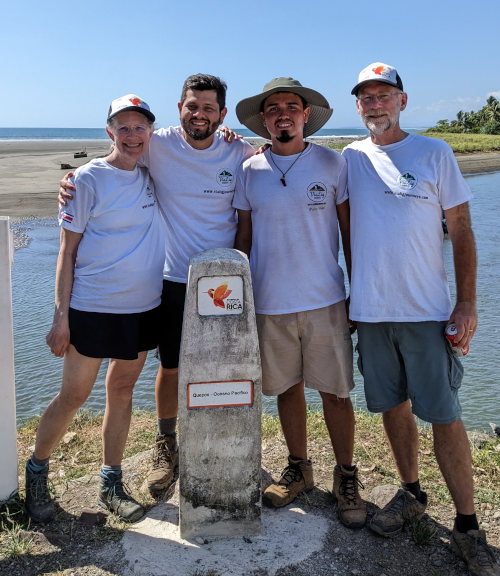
216,168,234,187
306,182,327,203
397,170,418,190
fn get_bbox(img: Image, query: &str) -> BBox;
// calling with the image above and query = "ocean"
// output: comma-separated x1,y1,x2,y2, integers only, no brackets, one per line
3,128,498,431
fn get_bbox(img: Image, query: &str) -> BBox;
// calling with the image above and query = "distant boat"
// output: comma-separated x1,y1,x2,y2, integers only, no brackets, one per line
74,147,87,158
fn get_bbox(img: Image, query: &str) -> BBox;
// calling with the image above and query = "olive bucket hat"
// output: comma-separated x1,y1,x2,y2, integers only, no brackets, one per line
236,77,333,139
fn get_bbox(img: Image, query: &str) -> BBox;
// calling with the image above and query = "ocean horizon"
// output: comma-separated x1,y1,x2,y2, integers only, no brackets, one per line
0,126,429,141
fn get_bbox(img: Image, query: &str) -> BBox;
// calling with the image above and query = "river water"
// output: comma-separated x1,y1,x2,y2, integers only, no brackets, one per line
10,171,500,430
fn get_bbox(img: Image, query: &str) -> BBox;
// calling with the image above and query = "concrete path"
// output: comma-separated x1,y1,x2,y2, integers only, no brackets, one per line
121,486,330,576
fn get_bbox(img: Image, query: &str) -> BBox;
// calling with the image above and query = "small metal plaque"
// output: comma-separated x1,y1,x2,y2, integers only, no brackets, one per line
198,275,244,316
188,380,253,409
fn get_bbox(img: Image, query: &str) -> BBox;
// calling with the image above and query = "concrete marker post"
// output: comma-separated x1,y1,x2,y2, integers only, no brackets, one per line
178,248,262,539
0,216,19,502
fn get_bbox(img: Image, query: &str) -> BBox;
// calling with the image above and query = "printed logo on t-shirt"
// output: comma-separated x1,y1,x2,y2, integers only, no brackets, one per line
216,168,234,187
306,182,328,210
397,170,418,190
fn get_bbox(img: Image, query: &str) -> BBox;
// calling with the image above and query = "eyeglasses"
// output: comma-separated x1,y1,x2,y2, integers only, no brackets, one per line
357,92,402,105
115,124,150,136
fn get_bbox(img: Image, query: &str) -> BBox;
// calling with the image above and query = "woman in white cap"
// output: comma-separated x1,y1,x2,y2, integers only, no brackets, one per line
25,94,165,523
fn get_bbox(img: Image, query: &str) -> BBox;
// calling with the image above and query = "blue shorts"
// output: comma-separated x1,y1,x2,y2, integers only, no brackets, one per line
356,321,463,424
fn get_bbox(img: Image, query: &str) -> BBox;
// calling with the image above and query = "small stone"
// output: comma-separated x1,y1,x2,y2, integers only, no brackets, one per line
62,431,77,444
351,569,359,575
195,537,205,545
334,547,340,554
80,508,107,526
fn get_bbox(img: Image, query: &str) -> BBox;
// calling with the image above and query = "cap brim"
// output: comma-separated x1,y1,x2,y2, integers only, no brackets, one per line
108,106,155,123
351,79,400,96
236,86,332,139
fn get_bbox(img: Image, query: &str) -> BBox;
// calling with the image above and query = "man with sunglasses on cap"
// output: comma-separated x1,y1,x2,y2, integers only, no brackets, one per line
233,78,366,530
59,74,255,499
344,63,499,575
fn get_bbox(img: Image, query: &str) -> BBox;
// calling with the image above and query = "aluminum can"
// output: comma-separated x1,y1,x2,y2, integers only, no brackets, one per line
445,323,469,356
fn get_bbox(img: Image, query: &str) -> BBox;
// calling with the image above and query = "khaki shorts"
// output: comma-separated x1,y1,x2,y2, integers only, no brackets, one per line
256,301,354,397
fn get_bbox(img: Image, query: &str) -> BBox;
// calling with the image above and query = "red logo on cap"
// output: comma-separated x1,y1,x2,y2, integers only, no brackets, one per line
372,66,385,75
129,97,141,106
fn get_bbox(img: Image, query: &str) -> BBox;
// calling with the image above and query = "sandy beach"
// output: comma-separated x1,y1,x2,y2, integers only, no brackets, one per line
1,139,499,219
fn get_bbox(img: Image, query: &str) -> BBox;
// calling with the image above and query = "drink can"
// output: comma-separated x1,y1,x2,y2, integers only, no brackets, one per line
445,323,469,356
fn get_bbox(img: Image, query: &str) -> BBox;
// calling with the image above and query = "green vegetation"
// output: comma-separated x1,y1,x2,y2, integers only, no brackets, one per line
422,132,500,153
427,95,500,135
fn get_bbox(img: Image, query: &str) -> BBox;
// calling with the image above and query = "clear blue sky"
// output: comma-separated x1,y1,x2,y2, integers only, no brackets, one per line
3,0,498,130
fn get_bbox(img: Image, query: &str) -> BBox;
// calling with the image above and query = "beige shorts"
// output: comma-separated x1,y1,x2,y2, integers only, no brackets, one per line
256,301,354,397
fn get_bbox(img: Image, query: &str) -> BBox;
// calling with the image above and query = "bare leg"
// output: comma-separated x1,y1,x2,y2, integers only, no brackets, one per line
155,366,178,419
34,345,101,460
319,392,354,466
277,381,307,460
102,352,148,466
433,419,475,515
382,399,419,483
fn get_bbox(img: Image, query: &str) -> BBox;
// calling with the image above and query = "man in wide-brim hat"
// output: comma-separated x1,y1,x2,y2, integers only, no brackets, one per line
233,78,366,529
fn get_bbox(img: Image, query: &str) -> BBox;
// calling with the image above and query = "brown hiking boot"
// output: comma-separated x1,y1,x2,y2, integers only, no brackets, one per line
369,487,427,537
147,434,179,497
262,456,314,508
333,465,366,529
452,527,500,576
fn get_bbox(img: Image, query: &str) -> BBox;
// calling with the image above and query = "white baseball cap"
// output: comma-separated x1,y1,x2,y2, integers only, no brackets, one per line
351,62,404,96
107,94,155,122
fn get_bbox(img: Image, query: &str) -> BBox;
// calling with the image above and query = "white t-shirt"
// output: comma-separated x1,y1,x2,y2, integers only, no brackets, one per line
233,143,348,315
142,127,255,283
60,158,165,313
343,133,473,322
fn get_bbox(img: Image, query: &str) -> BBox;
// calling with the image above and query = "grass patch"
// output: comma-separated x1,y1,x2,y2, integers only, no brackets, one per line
422,132,500,153
15,407,500,517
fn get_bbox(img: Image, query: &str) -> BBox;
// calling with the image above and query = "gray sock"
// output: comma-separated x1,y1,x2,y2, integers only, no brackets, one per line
158,417,177,437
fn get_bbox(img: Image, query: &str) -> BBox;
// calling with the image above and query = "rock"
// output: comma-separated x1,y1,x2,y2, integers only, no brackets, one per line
370,484,400,508
79,508,107,527
62,431,77,444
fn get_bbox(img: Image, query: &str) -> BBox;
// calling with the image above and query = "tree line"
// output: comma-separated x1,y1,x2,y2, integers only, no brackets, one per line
427,96,500,134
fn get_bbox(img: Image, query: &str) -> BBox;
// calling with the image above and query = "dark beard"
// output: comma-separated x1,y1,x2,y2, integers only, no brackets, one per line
276,130,294,143
182,118,220,141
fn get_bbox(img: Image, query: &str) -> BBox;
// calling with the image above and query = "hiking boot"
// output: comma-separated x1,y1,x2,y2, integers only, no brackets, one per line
98,472,144,523
262,456,314,508
369,487,427,537
333,465,367,529
452,527,500,576
25,461,55,523
147,434,179,496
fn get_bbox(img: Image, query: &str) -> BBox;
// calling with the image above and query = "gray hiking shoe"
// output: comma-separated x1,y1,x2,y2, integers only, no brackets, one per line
263,456,314,508
98,472,144,523
452,527,500,576
369,487,427,537
333,465,367,529
146,434,179,497
25,461,55,523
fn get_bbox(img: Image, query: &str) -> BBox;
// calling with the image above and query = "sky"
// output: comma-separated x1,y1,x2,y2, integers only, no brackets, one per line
2,0,499,131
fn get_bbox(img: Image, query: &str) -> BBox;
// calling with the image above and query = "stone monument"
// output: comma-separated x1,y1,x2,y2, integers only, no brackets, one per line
178,248,262,538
